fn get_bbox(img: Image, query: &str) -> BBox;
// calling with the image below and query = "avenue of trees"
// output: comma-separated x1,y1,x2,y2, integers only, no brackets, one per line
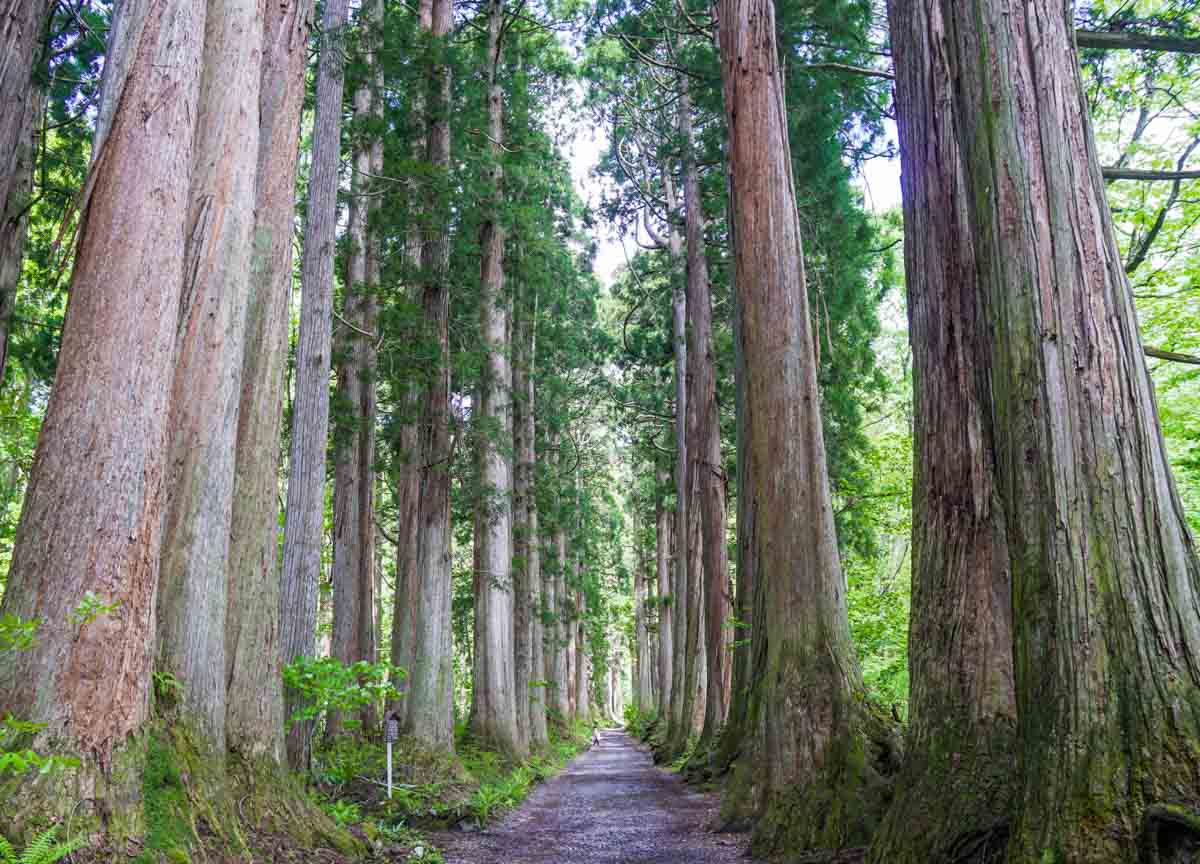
1,0,1200,862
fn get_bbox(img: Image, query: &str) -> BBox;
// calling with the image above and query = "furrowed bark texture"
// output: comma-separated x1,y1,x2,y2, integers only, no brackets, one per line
388,0,433,729
158,0,265,756
226,0,312,764
868,2,1016,859
0,0,204,763
404,0,456,751
635,553,654,712
330,0,383,739
0,0,50,382
916,3,1200,860
655,464,673,724
717,0,896,852
279,0,349,769
471,0,523,758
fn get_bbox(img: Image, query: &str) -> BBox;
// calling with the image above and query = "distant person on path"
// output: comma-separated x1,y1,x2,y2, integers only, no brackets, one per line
592,727,601,747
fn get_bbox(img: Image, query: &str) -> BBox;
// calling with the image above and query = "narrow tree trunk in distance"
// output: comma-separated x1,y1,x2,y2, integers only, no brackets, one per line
566,584,577,720
226,0,312,766
547,434,571,724
524,284,549,746
0,0,52,385
157,0,265,757
904,4,1200,860
574,586,589,724
635,550,653,712
715,190,754,780
330,0,383,739
655,464,673,725
680,74,730,751
388,0,434,730
471,0,523,758
0,0,204,783
279,0,350,770
664,165,689,759
868,2,1016,859
513,280,532,746
404,0,456,751
717,0,898,852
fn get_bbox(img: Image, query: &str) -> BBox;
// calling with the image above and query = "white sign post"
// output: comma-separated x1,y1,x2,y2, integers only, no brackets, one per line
385,716,399,799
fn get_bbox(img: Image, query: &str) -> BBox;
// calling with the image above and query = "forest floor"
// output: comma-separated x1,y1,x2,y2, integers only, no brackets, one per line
426,729,757,864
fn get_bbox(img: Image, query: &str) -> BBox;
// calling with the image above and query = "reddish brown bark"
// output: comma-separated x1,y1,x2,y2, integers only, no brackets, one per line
898,4,1200,860
0,0,205,766
717,0,896,852
868,3,1016,859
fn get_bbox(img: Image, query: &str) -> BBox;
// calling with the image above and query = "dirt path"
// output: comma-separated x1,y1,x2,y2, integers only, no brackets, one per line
429,729,756,864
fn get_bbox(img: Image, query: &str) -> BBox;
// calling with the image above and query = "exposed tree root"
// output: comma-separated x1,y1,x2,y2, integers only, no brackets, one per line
1142,804,1200,864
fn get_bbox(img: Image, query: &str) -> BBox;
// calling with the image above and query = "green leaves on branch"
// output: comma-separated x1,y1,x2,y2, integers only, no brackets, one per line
282,657,406,729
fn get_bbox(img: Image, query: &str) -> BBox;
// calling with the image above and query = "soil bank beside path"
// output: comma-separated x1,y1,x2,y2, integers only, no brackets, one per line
429,729,757,864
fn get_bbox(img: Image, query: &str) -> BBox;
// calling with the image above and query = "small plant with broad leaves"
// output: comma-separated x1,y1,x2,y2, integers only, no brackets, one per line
0,826,85,864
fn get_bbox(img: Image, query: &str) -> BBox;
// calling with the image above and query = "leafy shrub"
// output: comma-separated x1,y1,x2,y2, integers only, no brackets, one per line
282,657,405,730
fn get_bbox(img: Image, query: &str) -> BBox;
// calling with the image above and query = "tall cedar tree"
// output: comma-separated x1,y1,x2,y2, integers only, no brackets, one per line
0,0,205,814
889,3,1200,860
226,0,314,764
717,0,897,853
279,0,350,769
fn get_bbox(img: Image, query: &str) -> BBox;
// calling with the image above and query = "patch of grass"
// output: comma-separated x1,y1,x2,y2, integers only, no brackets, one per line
136,734,192,864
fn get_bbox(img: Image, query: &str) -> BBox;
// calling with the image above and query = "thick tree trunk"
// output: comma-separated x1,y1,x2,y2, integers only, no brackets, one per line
226,0,312,765
330,0,383,740
403,0,456,751
0,0,51,385
717,0,896,852
157,0,264,758
471,0,523,758
868,2,1017,860
897,4,1200,861
388,0,434,730
279,0,350,770
655,464,673,724
0,0,204,774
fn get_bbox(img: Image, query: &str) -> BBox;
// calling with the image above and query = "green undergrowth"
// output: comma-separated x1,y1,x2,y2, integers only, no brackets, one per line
308,720,592,860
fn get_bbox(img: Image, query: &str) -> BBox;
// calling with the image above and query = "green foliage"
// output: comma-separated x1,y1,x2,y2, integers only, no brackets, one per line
68,591,120,628
282,657,404,729
0,826,84,864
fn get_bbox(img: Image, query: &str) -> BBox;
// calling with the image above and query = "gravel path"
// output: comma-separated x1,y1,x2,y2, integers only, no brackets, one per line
429,729,756,864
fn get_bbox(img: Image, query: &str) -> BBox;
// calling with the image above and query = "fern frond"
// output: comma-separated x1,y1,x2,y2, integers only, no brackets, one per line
0,833,17,864
17,826,56,864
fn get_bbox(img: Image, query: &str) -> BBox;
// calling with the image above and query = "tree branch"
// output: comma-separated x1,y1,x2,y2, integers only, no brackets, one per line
1145,346,1200,366
1076,29,1200,54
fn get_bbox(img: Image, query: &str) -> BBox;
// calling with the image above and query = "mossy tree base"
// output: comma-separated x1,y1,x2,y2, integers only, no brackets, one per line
0,721,361,861
866,720,1015,864
728,699,900,859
